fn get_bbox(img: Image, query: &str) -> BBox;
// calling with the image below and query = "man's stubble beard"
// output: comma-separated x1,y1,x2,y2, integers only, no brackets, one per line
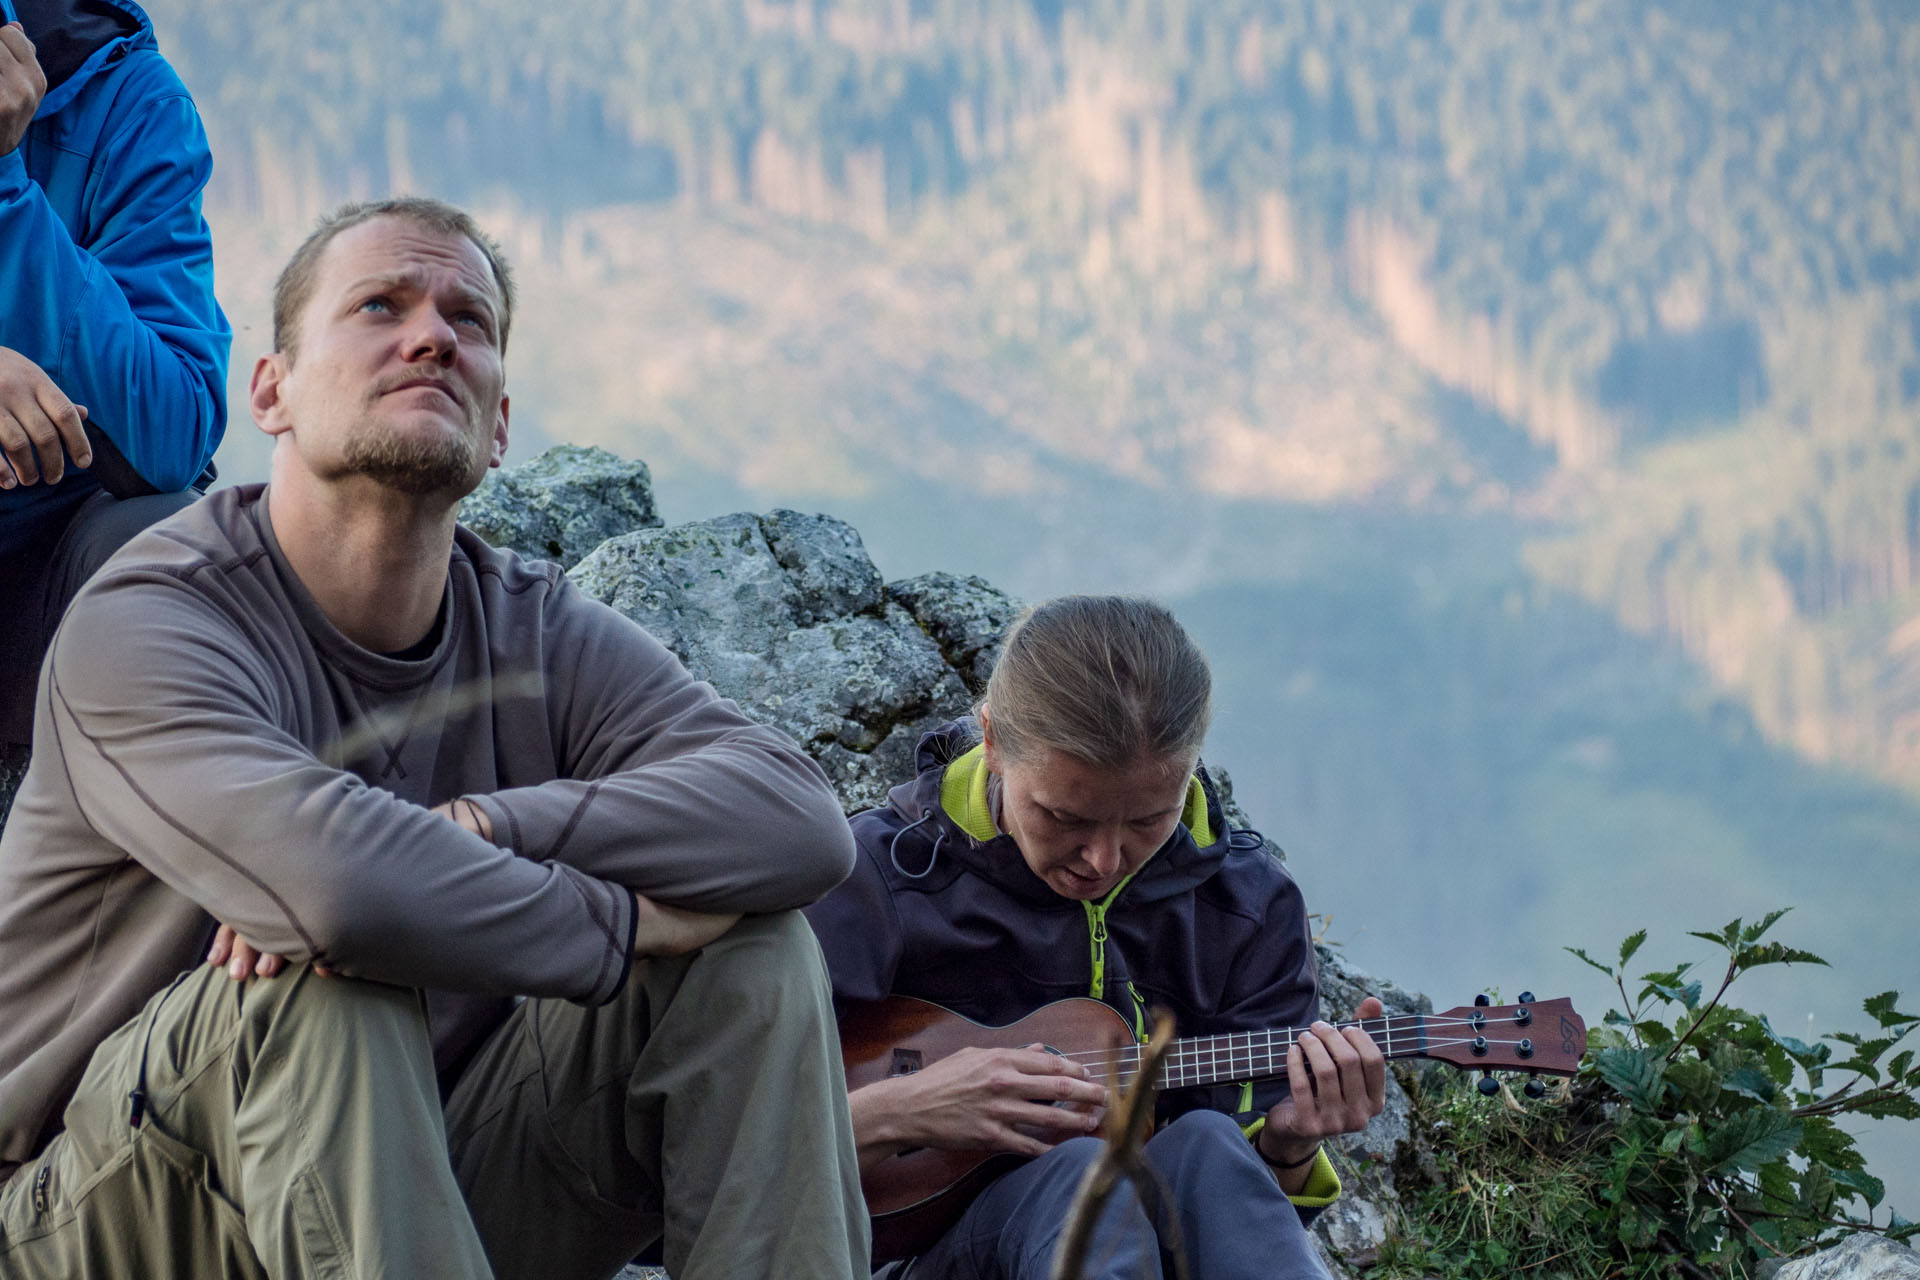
339,418,485,497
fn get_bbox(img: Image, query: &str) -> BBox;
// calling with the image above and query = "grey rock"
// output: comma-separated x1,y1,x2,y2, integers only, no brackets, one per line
570,512,972,813
461,444,661,568
886,571,1022,695
1316,945,1433,1023
1312,1182,1393,1270
763,508,886,624
1772,1234,1920,1280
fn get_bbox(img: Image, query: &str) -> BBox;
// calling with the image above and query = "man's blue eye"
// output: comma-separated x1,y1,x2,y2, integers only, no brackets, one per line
358,297,391,313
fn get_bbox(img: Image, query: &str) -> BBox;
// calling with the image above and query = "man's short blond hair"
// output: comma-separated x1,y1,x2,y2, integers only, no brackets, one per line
272,197,516,357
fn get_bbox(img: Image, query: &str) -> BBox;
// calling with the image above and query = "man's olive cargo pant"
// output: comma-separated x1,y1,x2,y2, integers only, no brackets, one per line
0,912,867,1279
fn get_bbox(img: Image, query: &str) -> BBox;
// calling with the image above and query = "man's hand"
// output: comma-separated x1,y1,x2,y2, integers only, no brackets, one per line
208,797,496,980
848,1044,1108,1174
631,893,740,957
1257,995,1388,1192
0,23,45,157
0,347,90,489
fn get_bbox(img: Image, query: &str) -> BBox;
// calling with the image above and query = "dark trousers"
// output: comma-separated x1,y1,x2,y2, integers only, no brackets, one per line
0,489,198,746
902,1110,1331,1280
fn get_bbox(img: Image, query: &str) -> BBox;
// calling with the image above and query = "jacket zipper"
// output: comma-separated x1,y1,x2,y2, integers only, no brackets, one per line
1084,902,1110,999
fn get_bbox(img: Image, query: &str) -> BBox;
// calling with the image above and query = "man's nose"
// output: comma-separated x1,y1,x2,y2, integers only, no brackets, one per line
402,308,459,363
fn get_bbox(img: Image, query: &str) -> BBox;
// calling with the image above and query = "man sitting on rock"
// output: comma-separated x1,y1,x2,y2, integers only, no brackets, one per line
0,196,867,1280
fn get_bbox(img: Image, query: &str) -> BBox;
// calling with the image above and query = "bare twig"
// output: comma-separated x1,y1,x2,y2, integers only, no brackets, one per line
1049,1010,1189,1280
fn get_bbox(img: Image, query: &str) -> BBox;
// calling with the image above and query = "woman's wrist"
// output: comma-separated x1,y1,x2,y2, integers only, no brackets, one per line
1256,1131,1322,1170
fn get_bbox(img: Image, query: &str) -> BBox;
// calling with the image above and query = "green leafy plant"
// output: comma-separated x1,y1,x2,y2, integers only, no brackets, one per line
1375,911,1919,1279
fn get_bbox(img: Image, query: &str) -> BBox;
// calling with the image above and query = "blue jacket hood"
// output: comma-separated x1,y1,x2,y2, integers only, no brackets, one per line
1,0,152,112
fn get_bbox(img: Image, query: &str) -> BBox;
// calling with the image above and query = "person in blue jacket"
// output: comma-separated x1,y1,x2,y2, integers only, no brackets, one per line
807,595,1388,1279
0,0,229,748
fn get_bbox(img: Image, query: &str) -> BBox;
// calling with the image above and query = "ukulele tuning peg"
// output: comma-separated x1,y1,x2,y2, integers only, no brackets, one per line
1523,1076,1546,1100
1474,993,1492,1007
1518,991,1535,1004
1477,1071,1500,1097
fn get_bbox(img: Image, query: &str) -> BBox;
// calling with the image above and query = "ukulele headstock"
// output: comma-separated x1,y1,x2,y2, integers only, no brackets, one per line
1423,993,1586,1080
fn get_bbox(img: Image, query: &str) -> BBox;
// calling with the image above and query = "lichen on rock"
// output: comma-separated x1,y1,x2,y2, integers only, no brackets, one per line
459,443,661,568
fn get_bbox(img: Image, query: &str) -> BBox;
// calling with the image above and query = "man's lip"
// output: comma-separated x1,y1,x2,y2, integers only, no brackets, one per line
383,381,460,404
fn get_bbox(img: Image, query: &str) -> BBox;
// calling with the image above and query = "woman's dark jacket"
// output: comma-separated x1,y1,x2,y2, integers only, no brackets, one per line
805,718,1323,1128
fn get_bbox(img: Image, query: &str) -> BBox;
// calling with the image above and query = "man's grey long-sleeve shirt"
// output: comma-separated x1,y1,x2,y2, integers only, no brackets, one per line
0,483,856,1179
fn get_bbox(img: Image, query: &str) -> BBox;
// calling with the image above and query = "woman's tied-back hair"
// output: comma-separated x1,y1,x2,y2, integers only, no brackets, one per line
983,595,1212,769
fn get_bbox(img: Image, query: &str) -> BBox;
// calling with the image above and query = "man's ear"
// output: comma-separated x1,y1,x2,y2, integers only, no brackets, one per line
249,352,294,438
488,393,510,469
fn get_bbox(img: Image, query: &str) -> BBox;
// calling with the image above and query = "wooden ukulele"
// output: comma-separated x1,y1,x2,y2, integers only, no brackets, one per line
841,993,1587,1262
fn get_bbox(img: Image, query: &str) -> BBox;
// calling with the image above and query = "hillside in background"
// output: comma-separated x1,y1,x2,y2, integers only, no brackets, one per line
146,0,1920,1206
165,0,1920,795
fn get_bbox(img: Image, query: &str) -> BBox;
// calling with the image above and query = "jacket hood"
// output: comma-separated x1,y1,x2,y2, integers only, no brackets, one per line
3,0,151,109
882,718,1239,906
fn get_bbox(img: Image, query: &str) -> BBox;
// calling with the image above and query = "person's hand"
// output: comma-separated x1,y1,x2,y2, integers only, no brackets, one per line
849,1043,1108,1170
0,23,45,156
208,799,497,981
429,796,493,840
1257,995,1387,1187
631,893,740,957
206,921,331,979
0,347,90,489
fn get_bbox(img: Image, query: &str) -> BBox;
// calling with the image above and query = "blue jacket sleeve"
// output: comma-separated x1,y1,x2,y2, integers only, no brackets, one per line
0,74,229,492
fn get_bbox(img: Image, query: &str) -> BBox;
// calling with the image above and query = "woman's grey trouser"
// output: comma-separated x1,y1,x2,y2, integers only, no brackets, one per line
0,912,867,1279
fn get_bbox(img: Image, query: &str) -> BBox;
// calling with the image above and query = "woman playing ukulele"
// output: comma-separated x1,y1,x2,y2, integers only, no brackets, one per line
806,595,1386,1279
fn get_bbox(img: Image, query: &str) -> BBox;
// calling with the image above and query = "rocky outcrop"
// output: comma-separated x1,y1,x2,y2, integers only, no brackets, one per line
1767,1235,1920,1280
567,508,988,815
460,443,663,568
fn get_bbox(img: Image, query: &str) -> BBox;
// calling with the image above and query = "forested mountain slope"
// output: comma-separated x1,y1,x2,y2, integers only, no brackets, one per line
161,0,1920,793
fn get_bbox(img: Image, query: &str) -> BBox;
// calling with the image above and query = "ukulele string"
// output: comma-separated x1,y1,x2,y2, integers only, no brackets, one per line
1042,1015,1533,1070
1049,1022,1554,1086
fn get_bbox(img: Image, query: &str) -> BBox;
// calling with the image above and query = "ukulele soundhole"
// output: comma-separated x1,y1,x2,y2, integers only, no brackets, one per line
890,1048,924,1077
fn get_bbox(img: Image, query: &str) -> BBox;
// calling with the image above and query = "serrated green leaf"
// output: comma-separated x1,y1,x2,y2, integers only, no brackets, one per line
1595,1046,1667,1113
1705,1108,1801,1172
1890,1049,1914,1080
1761,1016,1831,1067
1734,942,1828,970
1565,946,1615,980
1798,1115,1863,1170
1617,929,1647,968
1646,979,1703,1010
1865,991,1919,1028
1638,1020,1675,1049
1741,908,1792,945
1666,1056,1717,1104
1720,1066,1777,1103
1830,1167,1885,1208
1856,1093,1920,1121
1889,1211,1918,1243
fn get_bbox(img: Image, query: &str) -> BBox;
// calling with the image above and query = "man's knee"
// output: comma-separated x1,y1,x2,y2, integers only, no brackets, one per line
150,963,433,1092
671,909,832,1024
